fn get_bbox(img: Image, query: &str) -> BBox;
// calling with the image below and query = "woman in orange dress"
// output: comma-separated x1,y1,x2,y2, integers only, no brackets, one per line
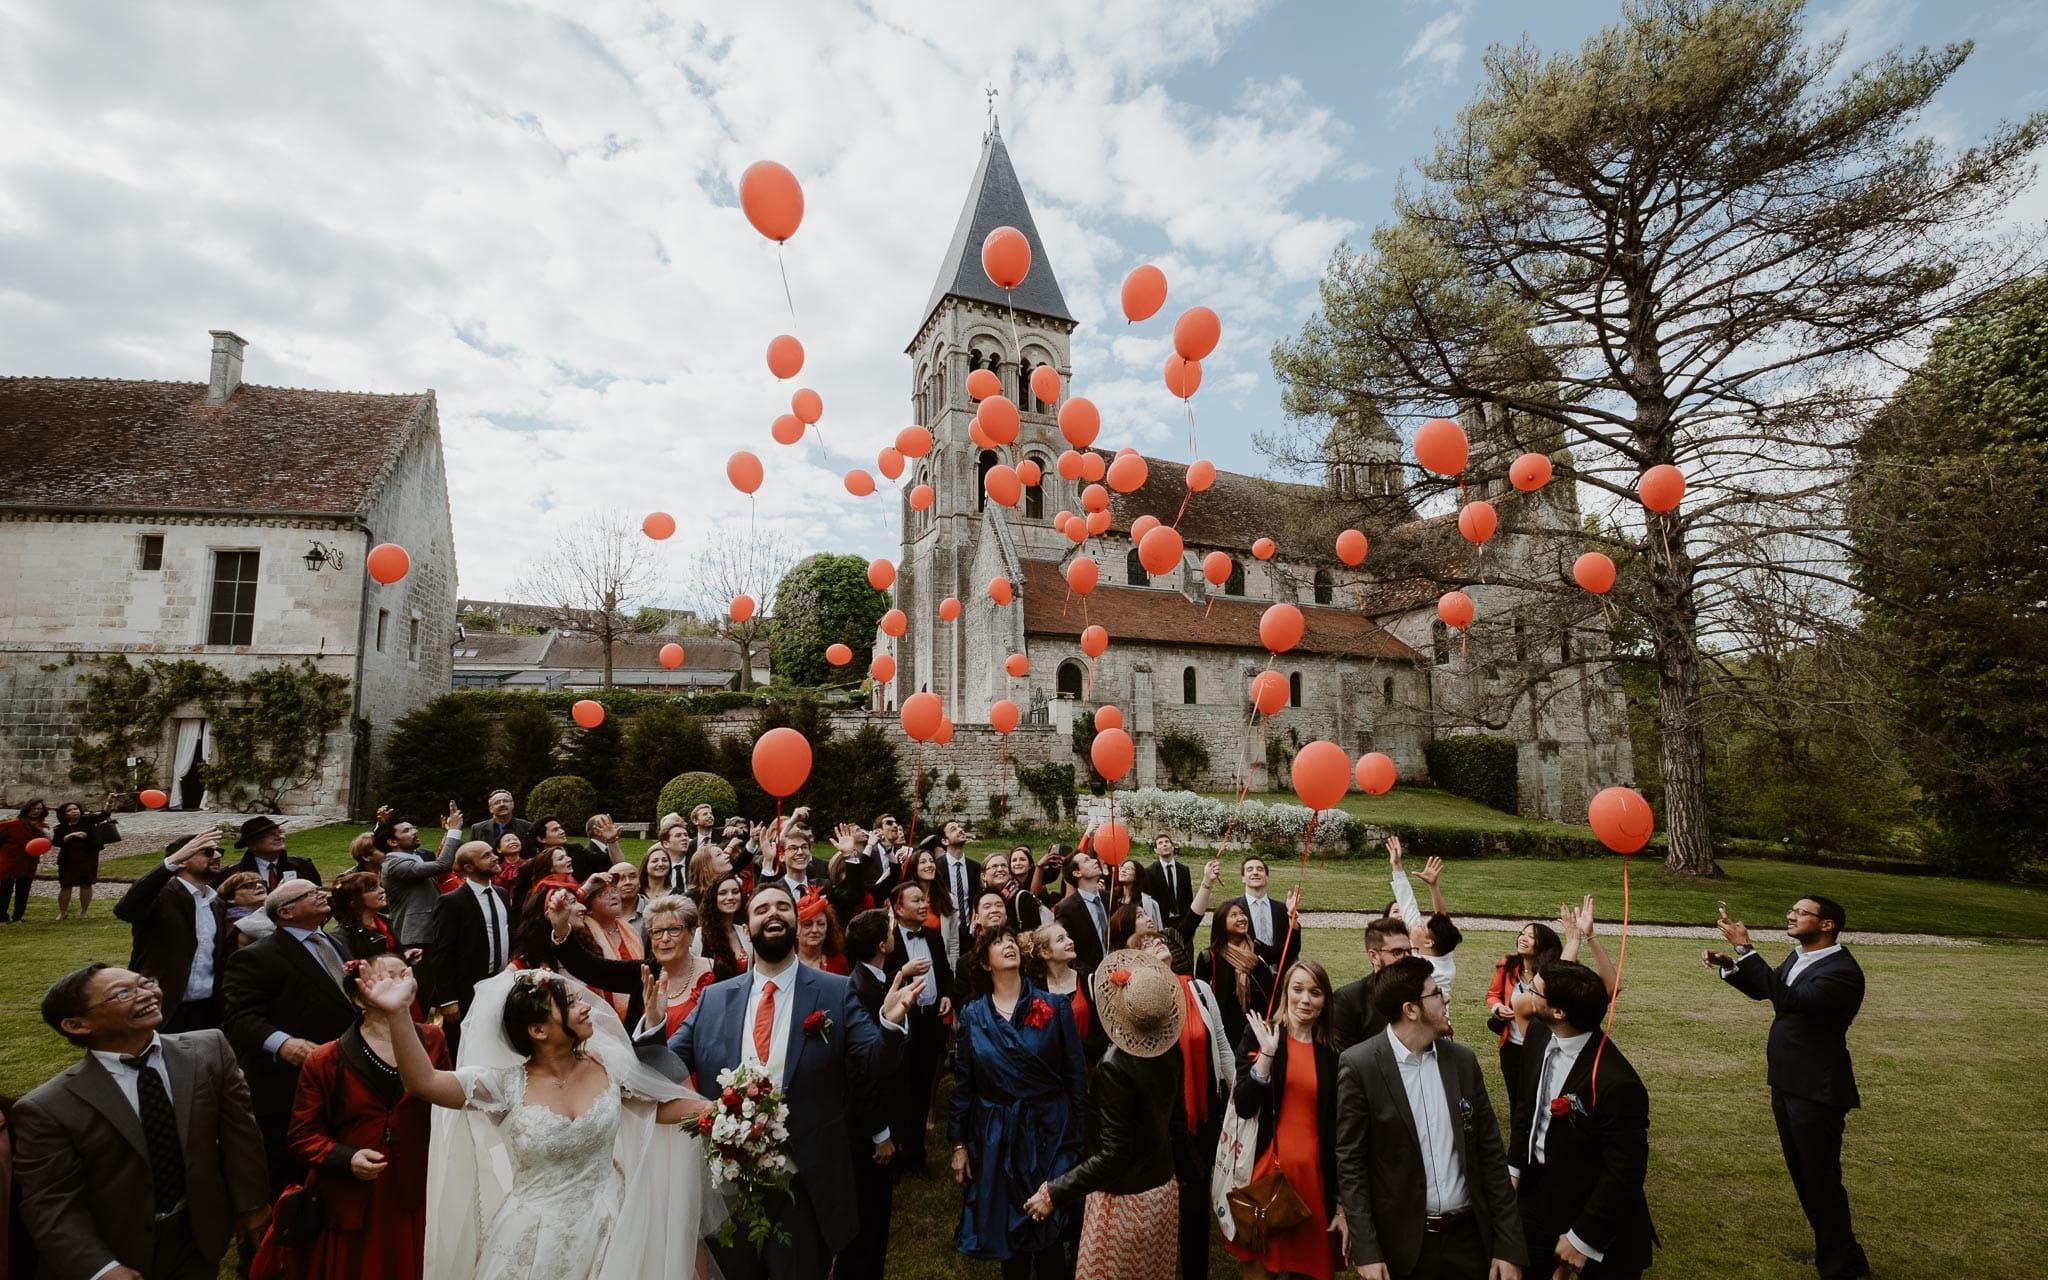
1226,958,1344,1280
640,894,714,1041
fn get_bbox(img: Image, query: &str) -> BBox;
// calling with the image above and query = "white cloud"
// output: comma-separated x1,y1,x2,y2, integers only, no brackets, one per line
1389,0,1475,118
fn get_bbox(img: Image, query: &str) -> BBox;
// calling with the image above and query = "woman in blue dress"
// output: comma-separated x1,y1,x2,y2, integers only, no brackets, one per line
949,923,1088,1280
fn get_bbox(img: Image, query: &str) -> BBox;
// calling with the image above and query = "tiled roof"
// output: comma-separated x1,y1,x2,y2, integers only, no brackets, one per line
1100,452,1413,557
544,634,768,672
1019,560,1419,661
451,632,557,665
917,127,1073,334
0,378,429,515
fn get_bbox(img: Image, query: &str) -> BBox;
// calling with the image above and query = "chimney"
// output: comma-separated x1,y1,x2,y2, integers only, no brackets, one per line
206,330,247,407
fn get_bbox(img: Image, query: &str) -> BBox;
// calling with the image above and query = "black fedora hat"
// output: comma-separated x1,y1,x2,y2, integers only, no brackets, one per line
234,816,283,848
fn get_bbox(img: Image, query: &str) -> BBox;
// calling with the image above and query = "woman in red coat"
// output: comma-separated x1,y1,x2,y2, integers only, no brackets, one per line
0,800,49,925
287,953,449,1280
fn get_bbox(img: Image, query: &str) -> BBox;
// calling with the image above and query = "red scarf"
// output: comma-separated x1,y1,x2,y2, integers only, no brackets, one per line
1177,975,1211,1130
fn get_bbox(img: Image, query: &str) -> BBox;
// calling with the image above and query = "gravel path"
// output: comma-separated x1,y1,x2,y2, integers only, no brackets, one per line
1298,911,1976,947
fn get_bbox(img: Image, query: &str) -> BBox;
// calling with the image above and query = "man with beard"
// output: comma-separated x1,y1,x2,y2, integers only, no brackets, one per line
661,883,922,1280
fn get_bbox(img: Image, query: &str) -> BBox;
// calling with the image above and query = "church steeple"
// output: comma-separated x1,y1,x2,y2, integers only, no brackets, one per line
915,124,1072,337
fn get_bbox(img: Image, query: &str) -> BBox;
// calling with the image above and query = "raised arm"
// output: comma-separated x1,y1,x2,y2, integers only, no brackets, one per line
361,969,467,1109
1415,856,1449,915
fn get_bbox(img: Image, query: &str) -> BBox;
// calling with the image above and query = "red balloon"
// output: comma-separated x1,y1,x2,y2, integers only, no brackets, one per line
771,414,804,446
1414,417,1469,475
1081,483,1109,513
870,654,896,682
1056,451,1083,481
1335,529,1368,567
1260,602,1305,654
982,226,1031,290
1186,460,1216,492
991,699,1020,734
826,643,852,666
25,837,52,857
1588,786,1656,854
1106,453,1148,494
1355,752,1397,796
1095,705,1124,731
845,469,876,497
1078,452,1106,483
659,642,685,670
989,576,1014,606
983,396,1021,446
1121,264,1167,323
1574,552,1617,594
985,464,1022,507
1058,398,1101,448
1202,550,1232,586
879,609,907,638
366,543,411,585
1252,537,1276,561
1250,670,1288,716
1093,819,1133,865
1138,525,1184,576
140,788,167,809
1639,464,1686,513
1291,740,1350,811
739,160,803,242
1016,459,1042,487
900,691,944,742
1510,452,1553,492
910,484,935,511
1031,365,1062,405
1005,653,1030,677
1080,625,1109,658
1130,514,1161,544
727,452,764,495
752,726,813,798
1064,516,1088,544
1438,590,1475,629
868,558,896,591
933,717,955,747
1053,510,1074,535
1067,557,1099,595
1164,355,1202,399
791,388,823,425
730,595,756,623
896,426,934,458
968,416,995,450
1173,306,1221,361
967,368,1003,401
640,512,678,542
1085,509,1111,536
877,447,905,481
571,699,605,729
1091,726,1134,781
939,596,962,621
1458,500,1498,545
766,334,804,380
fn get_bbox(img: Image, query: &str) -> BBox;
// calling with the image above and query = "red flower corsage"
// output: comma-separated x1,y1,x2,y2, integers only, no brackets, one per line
1021,997,1054,1030
1109,969,1132,986
804,1010,832,1043
1548,1097,1572,1117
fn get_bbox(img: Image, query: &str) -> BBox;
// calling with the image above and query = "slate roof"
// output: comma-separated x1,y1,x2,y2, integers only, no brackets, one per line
1090,451,1414,560
0,377,429,515
917,126,1073,335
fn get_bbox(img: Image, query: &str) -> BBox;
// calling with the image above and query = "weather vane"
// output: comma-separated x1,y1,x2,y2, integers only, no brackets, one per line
985,84,1000,139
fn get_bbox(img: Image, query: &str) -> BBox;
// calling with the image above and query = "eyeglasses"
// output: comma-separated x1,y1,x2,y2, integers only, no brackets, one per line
1419,988,1448,1005
1787,906,1820,917
89,977,161,1009
649,926,687,939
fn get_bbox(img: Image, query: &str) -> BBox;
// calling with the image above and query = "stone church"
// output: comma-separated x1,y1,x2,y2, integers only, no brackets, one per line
882,124,1633,820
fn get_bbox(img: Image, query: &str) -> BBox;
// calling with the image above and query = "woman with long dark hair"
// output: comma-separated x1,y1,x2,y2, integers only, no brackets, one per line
1487,919,1562,1099
1226,958,1345,1280
50,796,116,921
697,871,750,979
1196,901,1274,1051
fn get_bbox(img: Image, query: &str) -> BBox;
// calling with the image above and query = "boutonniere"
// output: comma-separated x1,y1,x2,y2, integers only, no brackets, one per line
1550,1092,1588,1121
1457,1097,1474,1131
803,1010,831,1043
1021,997,1054,1030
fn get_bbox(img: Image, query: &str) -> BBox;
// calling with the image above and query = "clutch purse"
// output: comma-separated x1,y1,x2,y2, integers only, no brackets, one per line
92,817,123,845
273,1175,325,1245
1225,1168,1310,1255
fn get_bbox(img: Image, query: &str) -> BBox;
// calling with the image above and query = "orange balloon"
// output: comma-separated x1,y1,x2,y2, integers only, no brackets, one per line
1031,365,1062,405
939,596,962,621
826,643,852,666
1082,483,1110,513
1173,306,1221,361
985,464,1022,507
1005,653,1030,677
1121,264,1168,323
766,334,804,380
1016,459,1042,487
1078,452,1106,483
1335,529,1368,567
571,699,605,729
969,416,994,450
1080,624,1109,658
880,609,907,638
867,558,896,591
1130,514,1161,544
1639,464,1686,513
870,654,896,682
1355,751,1397,796
139,788,168,809
731,595,756,623
1260,602,1305,654
1106,453,1148,494
1510,452,1553,492
727,451,764,495
1092,819,1132,865
990,698,1020,734
967,368,1003,401
845,469,876,497
1095,704,1124,731
1064,516,1088,544
897,425,934,458
642,512,677,541
910,484,935,511
1414,417,1469,475
739,160,803,242
366,543,411,585
1091,725,1134,781
752,726,813,798
771,414,804,446
1164,354,1202,399
1053,510,1074,535
1186,460,1216,492
1138,525,1184,576
900,691,944,742
1056,450,1083,481
877,447,906,481
1458,500,1498,545
933,716,955,746
1067,557,1099,595
980,395,1020,445
659,642,685,670
1085,509,1111,536
982,226,1031,290
1588,785,1656,854
1252,537,1276,561
1291,740,1350,810
792,388,823,425
989,576,1014,606
21,836,48,856
1202,550,1232,586
1438,590,1475,629
1250,670,1287,716
1058,398,1101,448
1574,552,1617,594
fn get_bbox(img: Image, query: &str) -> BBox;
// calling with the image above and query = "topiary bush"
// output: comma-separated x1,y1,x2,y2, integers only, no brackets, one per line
656,771,740,826
526,775,598,833
1424,734,1520,814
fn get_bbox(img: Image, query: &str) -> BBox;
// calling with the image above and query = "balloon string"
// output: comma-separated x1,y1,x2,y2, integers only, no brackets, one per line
1172,490,1191,530
1590,853,1631,1110
776,244,796,323
998,737,1009,829
1203,596,1214,621
1185,398,1197,459
1084,659,1094,702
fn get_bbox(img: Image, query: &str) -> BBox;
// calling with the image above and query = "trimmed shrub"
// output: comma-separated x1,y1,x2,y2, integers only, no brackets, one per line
1424,734,1519,813
1157,730,1211,790
526,775,598,834
656,772,740,826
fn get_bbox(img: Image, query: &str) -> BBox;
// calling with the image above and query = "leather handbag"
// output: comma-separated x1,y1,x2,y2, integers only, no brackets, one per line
91,816,122,846
272,1174,324,1246
1226,1167,1310,1255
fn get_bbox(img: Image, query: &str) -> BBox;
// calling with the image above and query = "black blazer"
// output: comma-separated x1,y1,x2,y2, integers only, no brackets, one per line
1507,1024,1656,1272
1047,1045,1195,1206
219,926,358,1119
848,962,892,1143
425,882,513,1013
1333,975,1388,1052
113,861,231,1020
469,816,532,848
1218,894,1301,970
884,922,953,1013
226,851,320,888
1232,1030,1341,1213
1141,858,1196,928
1723,946,1864,1109
1053,891,1111,973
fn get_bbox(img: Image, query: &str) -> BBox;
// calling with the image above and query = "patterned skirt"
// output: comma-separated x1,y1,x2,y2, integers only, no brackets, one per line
1076,1178,1179,1280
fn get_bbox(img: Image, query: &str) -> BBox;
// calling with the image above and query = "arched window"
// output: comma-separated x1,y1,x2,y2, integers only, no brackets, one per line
1023,455,1046,519
1289,671,1303,708
976,449,997,512
1127,548,1149,587
1056,659,1086,700
1183,666,1198,704
1225,558,1246,596
1313,568,1333,605
1382,675,1396,705
1433,621,1451,666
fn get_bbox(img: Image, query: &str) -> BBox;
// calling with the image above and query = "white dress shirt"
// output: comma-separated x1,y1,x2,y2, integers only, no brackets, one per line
168,868,220,1000
89,1032,173,1114
899,927,938,1007
1511,1028,1604,1263
741,961,798,1086
1244,892,1275,947
1784,942,1843,985
469,878,507,972
1386,1027,1470,1215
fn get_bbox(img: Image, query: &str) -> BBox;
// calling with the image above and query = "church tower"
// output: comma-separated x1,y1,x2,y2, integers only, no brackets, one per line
895,119,1077,716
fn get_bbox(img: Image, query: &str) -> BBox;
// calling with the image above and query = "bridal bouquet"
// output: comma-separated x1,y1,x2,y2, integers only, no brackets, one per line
698,1064,794,1247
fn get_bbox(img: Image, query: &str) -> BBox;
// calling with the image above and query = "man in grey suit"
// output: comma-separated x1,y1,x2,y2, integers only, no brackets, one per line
381,804,466,953
1336,956,1524,1280
12,962,270,1280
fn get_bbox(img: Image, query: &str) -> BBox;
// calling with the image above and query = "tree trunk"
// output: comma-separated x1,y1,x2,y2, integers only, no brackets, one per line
602,633,615,690
735,638,753,691
1644,512,1719,877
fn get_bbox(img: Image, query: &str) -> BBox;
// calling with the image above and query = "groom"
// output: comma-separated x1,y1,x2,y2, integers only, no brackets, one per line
661,880,922,1280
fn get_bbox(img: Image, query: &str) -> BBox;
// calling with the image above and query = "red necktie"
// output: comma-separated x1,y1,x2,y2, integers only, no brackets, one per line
752,979,776,1062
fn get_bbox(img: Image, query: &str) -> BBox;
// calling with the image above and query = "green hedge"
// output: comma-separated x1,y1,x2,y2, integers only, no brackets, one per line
1424,735,1519,814
656,772,739,827
526,775,598,833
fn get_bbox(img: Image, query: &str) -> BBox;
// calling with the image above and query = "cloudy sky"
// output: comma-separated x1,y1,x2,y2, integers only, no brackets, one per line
3,0,2043,604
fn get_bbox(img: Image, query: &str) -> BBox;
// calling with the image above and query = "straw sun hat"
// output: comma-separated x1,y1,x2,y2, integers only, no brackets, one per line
1091,948,1185,1058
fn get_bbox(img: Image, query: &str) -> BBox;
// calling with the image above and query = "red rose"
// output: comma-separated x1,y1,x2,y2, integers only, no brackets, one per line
749,1119,766,1140
804,1010,832,1041
1022,998,1053,1030
722,1087,741,1109
1549,1097,1572,1117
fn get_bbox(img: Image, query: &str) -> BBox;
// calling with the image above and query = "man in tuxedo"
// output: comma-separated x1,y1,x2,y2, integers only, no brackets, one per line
382,806,465,953
773,825,821,900
1218,854,1301,970
883,881,952,1177
838,909,900,1280
1140,834,1196,930
14,963,270,1280
468,789,532,849
113,831,231,1032
1333,916,1416,1050
218,878,358,1197
664,882,920,1280
1336,956,1524,1280
225,817,318,891
1051,849,1112,972
934,821,980,968
1508,961,1654,1280
426,841,513,1031
1706,897,1868,1280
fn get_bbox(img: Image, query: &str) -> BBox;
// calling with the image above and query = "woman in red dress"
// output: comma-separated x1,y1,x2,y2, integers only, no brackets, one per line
641,894,715,1041
1226,958,1344,1280
1028,920,1103,1065
287,953,449,1280
795,893,851,975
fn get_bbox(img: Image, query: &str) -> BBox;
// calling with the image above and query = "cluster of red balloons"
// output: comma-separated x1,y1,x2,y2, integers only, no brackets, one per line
1290,740,1401,810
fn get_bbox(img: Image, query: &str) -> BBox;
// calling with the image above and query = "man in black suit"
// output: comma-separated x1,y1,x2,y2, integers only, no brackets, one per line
426,841,512,1032
1336,956,1525,1280
884,881,952,1177
1333,916,1417,1050
839,908,901,1280
1051,848,1112,972
1508,961,1654,1280
469,789,532,849
219,877,358,1197
224,817,318,891
1217,854,1301,970
1706,896,1868,1280
934,821,980,968
113,831,231,1032
1140,834,1196,930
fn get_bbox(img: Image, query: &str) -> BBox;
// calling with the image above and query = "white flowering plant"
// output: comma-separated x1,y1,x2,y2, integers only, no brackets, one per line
1111,788,1354,851
695,1064,794,1247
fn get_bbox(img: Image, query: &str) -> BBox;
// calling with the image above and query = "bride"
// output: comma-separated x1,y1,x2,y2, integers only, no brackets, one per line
362,963,724,1280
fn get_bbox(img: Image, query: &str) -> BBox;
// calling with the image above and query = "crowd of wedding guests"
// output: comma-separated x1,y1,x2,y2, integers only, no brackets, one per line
0,790,1871,1280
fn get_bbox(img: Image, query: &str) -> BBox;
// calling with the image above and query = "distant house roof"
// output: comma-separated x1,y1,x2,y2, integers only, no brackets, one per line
449,627,770,691
543,634,765,674
449,632,556,664
0,378,430,516
1019,560,1419,661
915,126,1073,339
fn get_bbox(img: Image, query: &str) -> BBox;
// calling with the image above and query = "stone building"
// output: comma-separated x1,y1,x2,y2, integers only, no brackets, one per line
884,125,1632,819
0,331,457,813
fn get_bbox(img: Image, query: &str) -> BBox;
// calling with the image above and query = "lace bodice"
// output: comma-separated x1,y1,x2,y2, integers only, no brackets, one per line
457,1064,626,1280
